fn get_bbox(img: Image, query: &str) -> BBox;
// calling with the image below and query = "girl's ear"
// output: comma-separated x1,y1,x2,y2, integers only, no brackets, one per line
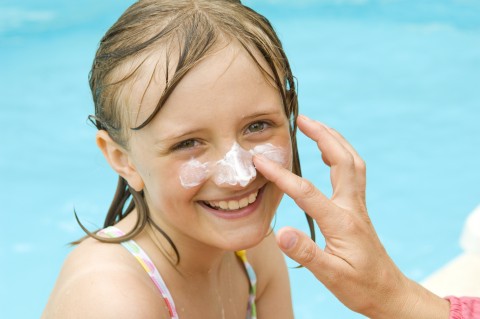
96,130,144,192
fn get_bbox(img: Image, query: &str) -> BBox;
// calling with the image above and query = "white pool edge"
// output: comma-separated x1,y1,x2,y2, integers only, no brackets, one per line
421,205,480,297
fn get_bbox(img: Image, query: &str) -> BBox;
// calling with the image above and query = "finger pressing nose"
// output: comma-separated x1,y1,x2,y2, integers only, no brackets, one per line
253,154,337,226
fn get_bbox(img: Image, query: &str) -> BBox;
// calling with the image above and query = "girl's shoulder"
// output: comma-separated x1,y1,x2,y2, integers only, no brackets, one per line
245,231,294,318
249,234,292,293
42,237,170,319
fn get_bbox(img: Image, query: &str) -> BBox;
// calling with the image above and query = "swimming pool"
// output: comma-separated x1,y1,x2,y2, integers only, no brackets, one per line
1,0,479,317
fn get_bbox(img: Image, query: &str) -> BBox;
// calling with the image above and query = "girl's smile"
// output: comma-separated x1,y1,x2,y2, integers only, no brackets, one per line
198,184,265,220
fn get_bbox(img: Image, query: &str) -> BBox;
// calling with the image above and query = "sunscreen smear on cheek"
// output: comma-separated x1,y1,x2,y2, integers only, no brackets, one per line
179,159,209,189
250,143,287,167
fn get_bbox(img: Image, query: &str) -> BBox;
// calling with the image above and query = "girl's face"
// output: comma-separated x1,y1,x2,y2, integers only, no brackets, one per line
126,41,292,252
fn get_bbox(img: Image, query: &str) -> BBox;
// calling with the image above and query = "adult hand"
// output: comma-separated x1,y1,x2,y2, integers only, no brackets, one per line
253,115,450,319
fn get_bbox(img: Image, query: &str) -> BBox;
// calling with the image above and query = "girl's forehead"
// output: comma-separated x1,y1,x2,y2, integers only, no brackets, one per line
119,49,173,118
125,40,279,127
170,43,272,92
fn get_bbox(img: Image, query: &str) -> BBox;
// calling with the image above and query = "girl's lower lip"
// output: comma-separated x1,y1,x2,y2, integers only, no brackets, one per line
199,186,265,220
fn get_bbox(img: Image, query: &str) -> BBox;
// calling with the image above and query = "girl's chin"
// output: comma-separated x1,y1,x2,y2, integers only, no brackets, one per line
215,227,271,251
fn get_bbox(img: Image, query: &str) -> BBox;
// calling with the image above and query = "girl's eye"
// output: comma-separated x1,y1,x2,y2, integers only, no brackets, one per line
172,139,199,151
246,121,269,134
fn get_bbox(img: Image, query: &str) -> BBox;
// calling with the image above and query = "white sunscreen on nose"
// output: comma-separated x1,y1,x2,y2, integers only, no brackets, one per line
214,142,256,187
179,142,287,188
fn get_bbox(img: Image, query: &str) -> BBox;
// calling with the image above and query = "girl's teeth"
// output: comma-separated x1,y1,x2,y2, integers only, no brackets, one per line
219,201,228,209
228,201,240,210
239,198,249,208
207,191,258,211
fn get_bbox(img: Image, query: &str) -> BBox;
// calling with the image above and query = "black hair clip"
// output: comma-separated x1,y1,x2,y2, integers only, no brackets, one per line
87,115,106,130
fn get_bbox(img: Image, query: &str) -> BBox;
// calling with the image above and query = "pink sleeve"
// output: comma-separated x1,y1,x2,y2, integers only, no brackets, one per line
446,296,480,319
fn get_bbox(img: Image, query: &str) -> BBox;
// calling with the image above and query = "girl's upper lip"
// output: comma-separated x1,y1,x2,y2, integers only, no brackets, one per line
200,184,265,202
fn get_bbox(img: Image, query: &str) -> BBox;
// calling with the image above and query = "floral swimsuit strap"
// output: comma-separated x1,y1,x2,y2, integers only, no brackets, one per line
98,226,257,319
98,226,179,319
235,249,258,319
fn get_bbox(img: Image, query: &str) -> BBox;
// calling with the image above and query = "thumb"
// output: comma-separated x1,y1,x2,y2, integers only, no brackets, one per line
276,227,328,278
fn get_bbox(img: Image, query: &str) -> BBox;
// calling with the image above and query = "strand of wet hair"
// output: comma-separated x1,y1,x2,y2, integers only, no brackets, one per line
147,215,180,264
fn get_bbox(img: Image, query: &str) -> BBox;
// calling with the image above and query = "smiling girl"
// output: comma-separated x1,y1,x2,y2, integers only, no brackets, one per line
42,1,312,318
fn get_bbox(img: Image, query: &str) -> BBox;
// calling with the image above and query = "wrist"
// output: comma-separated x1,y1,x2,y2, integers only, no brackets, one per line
373,276,450,319
364,262,450,319
366,264,412,319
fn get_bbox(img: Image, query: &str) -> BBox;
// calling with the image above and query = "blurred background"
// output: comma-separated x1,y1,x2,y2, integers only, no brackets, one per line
1,0,479,318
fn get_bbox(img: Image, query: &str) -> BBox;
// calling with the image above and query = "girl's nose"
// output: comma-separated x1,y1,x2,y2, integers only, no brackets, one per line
212,142,256,188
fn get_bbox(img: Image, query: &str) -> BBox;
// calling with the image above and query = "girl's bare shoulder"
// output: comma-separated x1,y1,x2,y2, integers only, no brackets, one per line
246,232,289,288
42,238,170,319
245,232,294,318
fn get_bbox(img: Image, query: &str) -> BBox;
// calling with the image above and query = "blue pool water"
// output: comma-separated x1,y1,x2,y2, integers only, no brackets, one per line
1,1,479,318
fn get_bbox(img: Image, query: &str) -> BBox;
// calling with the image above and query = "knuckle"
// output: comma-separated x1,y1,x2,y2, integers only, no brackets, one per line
298,178,317,199
325,269,344,289
355,158,366,173
338,151,355,170
298,242,318,266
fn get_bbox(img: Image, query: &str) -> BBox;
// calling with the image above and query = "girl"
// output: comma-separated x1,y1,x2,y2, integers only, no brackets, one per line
42,0,313,318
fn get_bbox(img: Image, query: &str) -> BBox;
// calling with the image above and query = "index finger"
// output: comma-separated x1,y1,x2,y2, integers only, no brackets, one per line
297,115,359,201
253,154,336,222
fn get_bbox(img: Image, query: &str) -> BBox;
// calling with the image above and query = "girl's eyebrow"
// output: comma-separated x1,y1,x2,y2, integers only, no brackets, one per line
241,109,283,120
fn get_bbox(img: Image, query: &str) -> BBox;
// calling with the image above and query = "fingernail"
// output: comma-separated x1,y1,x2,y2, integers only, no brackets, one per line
298,114,311,122
253,154,267,163
298,115,329,128
279,231,298,250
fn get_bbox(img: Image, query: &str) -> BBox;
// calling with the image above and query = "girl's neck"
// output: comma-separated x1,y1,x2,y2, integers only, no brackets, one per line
148,220,230,278
118,210,231,278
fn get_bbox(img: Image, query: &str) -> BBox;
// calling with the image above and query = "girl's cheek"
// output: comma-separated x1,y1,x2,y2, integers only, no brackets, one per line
178,159,210,189
251,143,290,168
268,134,293,170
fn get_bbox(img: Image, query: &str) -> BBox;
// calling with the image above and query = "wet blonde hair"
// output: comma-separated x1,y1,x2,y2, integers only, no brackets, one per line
80,0,315,254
